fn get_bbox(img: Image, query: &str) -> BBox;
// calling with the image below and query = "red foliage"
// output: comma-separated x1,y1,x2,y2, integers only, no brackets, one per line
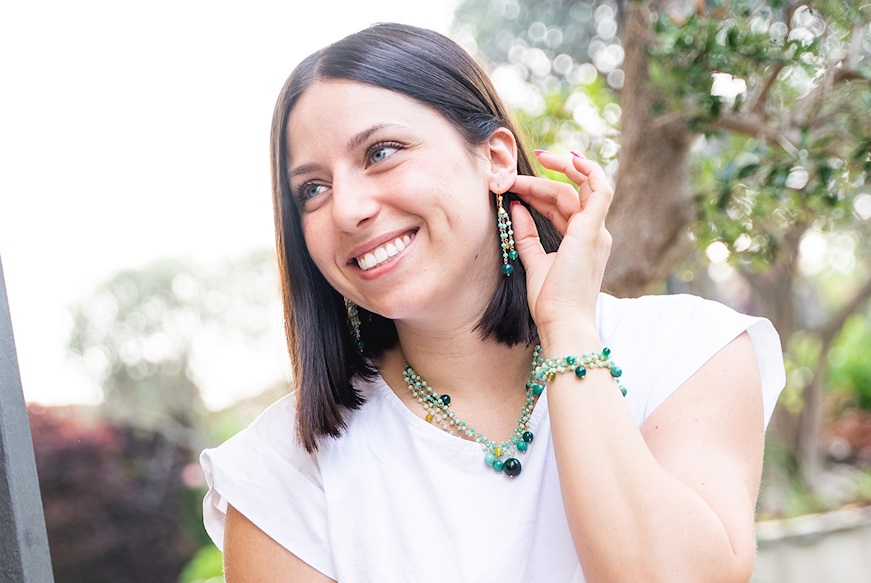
28,406,199,583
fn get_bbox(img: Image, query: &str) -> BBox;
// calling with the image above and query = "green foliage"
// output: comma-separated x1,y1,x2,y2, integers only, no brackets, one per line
178,545,223,583
827,313,871,409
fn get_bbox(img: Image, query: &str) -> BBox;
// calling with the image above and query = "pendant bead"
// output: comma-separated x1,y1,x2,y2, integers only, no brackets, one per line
517,441,528,452
522,431,534,443
503,458,522,477
493,460,505,472
501,263,513,276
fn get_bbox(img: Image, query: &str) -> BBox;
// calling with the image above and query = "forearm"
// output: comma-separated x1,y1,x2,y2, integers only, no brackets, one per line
544,336,755,583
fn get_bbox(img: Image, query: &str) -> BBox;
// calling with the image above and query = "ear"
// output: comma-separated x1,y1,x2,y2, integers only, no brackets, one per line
485,127,518,194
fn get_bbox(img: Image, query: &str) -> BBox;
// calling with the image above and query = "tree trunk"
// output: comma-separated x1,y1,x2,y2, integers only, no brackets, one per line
606,0,696,298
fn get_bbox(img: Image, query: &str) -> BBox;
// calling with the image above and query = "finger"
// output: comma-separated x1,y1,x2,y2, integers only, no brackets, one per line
510,175,576,232
536,150,613,225
509,200,549,267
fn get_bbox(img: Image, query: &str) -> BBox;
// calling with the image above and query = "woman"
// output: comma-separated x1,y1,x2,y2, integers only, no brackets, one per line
201,23,784,582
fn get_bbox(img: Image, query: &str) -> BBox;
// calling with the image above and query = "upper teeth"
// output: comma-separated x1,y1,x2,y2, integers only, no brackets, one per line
357,235,412,270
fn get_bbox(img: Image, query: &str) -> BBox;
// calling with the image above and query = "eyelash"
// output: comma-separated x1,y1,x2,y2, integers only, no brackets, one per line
294,140,405,202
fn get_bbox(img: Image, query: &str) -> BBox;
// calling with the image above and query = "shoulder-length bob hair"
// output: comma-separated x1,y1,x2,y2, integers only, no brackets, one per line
271,23,562,452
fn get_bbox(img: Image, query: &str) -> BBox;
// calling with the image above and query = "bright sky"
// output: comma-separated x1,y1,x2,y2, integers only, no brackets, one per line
0,0,459,407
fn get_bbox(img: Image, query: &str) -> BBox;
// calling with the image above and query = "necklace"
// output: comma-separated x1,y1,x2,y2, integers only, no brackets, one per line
402,345,544,478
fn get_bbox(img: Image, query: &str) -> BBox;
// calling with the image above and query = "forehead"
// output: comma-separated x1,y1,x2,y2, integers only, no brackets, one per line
287,80,455,149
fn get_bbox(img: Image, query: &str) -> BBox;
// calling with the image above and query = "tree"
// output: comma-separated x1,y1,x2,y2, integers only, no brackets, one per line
454,0,871,506
67,251,283,451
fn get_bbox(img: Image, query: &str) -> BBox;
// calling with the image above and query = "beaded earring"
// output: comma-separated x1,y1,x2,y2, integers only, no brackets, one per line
345,299,363,351
496,193,518,276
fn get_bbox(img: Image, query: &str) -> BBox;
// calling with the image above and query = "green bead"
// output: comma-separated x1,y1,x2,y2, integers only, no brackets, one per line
522,431,534,443
509,249,519,260
532,383,544,395
611,366,622,378
493,460,505,472
566,356,576,365
503,458,522,477
517,441,528,452
440,394,451,406
621,386,627,396
574,366,587,378
484,452,496,466
602,347,611,357
502,263,513,276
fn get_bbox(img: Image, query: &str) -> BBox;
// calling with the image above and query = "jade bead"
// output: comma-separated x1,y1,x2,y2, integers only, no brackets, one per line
503,458,522,477
440,394,451,406
493,460,505,472
621,386,628,396
484,452,496,466
602,347,611,357
522,431,534,443
611,365,622,378
502,263,513,276
532,384,544,396
509,250,519,260
574,366,587,378
517,441,528,452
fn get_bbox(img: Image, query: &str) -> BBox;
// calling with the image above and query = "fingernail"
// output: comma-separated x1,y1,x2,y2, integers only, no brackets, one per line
570,150,586,159
533,149,549,155
510,200,520,209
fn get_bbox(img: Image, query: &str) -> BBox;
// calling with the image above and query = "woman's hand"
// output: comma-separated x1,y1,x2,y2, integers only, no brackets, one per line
509,151,613,348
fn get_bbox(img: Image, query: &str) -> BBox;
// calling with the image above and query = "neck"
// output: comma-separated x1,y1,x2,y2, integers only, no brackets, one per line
380,317,536,406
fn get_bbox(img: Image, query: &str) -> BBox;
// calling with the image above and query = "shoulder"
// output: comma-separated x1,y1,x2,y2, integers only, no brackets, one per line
199,392,336,578
596,293,785,426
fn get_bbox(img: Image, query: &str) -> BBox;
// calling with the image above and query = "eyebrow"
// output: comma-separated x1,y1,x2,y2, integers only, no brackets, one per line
287,123,403,180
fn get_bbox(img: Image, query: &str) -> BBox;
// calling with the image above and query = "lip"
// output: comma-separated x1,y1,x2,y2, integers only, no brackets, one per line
347,228,417,278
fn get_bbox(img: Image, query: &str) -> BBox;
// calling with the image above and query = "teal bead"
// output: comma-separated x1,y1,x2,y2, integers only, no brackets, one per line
532,383,544,395
509,249,519,260
484,452,496,466
517,441,528,452
611,366,622,378
522,431,534,443
440,394,451,406
621,386,627,396
503,458,522,477
574,366,587,378
602,347,611,357
566,356,576,365
502,263,513,276
493,460,505,472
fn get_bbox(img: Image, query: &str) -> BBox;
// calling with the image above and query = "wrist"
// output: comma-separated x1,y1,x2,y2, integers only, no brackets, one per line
539,325,602,357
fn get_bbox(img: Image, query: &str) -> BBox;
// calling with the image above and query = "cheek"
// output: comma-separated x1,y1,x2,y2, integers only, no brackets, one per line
301,215,335,273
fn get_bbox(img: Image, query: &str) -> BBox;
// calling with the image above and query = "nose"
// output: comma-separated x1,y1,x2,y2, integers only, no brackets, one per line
330,171,380,233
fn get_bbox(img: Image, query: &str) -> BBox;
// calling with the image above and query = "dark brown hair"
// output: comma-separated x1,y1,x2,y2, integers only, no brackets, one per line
271,23,562,452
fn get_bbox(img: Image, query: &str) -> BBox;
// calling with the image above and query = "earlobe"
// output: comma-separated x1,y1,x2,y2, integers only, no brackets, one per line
486,127,518,194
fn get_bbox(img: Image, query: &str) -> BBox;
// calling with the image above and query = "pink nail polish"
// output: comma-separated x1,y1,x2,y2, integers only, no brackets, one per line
570,150,586,159
510,200,520,208
533,149,549,155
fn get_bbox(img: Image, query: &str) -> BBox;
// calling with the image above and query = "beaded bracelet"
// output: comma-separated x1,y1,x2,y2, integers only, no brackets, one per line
531,347,628,397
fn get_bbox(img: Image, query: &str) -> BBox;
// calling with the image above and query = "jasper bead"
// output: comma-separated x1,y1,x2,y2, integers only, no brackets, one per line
503,458,522,477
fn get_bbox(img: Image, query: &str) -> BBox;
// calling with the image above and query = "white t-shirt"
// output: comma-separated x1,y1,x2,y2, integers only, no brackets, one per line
200,293,785,582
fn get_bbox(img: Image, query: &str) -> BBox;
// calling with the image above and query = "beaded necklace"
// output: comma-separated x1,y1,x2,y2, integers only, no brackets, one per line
402,345,544,478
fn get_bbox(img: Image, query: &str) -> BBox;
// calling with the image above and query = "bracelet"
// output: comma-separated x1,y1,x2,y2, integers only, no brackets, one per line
532,347,627,396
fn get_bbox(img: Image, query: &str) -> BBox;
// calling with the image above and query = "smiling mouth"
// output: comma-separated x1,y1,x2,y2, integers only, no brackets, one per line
355,233,414,271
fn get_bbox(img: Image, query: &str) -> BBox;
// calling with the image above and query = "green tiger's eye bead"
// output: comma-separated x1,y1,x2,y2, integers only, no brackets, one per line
574,366,587,378
484,452,496,466
517,441,528,452
502,263,514,276
493,460,505,472
509,250,519,260
522,431,534,443
503,458,522,477
610,366,622,378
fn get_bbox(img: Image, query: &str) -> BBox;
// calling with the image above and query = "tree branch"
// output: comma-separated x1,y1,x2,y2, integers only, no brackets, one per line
815,272,871,345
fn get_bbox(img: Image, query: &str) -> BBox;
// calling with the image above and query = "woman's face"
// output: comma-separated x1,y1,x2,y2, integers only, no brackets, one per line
287,80,505,324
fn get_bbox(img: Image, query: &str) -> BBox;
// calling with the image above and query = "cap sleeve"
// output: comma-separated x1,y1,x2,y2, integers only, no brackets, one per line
199,395,336,579
598,293,785,427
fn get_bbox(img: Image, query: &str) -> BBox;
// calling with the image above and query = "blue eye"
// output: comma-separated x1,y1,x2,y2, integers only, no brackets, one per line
367,141,402,165
297,182,328,200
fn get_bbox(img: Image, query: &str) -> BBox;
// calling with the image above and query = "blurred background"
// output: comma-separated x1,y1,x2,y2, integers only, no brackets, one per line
1,0,869,581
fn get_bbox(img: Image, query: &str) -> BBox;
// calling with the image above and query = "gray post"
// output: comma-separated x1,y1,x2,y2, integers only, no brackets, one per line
0,257,54,582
